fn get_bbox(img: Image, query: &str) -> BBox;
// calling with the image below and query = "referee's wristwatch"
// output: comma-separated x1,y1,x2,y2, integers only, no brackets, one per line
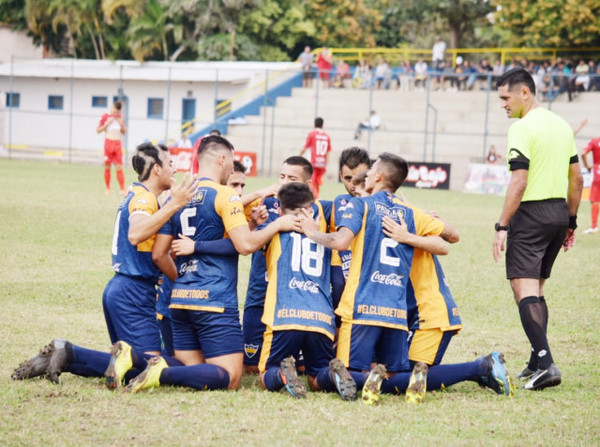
495,222,508,232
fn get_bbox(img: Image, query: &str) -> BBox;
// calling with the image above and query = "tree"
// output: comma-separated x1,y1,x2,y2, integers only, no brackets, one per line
492,0,600,47
239,0,316,60
305,0,381,48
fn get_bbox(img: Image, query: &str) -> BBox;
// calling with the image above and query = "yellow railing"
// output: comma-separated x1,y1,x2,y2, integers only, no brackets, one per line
324,47,600,67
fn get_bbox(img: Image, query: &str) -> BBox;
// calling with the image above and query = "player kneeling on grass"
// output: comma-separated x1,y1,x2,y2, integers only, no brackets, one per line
299,153,515,404
258,182,356,400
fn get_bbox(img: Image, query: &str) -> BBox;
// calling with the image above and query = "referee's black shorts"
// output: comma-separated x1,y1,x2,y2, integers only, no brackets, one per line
506,199,569,280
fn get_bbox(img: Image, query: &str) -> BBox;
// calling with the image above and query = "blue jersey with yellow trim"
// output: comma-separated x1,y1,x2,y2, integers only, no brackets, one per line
262,231,335,340
330,193,353,278
159,178,248,312
337,191,442,330
111,182,160,280
244,198,332,310
408,251,462,332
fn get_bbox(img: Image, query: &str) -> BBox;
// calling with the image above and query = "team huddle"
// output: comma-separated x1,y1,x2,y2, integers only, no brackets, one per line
12,133,515,404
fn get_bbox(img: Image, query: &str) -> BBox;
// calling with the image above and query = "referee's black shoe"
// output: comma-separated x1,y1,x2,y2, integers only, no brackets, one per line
523,364,562,391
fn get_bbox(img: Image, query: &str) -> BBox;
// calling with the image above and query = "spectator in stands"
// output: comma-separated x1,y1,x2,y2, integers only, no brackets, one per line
299,46,314,88
352,59,372,89
374,59,392,90
462,59,478,90
449,56,465,91
432,36,446,72
398,60,414,91
492,59,505,81
486,145,503,164
332,59,351,88
354,110,381,140
591,62,600,91
414,58,428,91
574,59,591,92
477,58,494,90
439,60,456,91
317,46,333,89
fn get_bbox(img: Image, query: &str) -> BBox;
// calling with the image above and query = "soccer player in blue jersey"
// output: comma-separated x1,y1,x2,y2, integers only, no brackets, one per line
125,136,301,393
12,143,199,386
259,182,356,400
300,152,514,403
330,148,371,322
243,156,332,374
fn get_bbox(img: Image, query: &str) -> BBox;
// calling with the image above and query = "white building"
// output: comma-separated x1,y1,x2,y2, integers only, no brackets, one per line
0,58,297,158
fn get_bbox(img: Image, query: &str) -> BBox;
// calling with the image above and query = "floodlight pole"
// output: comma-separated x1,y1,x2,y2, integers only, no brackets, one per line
482,74,491,162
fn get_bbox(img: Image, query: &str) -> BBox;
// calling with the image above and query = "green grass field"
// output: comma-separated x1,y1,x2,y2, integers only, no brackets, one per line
1,159,599,446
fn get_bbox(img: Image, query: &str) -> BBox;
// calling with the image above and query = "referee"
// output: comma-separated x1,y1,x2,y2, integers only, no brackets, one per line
493,68,583,391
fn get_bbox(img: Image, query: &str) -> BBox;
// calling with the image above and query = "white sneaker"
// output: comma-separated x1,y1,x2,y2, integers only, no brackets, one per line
583,227,598,234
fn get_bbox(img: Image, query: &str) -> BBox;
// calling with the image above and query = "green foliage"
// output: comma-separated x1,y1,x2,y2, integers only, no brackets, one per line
493,0,600,47
306,0,382,47
0,0,26,29
197,32,260,61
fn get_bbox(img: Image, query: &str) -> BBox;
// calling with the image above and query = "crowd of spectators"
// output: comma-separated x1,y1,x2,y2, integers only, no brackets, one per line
299,50,600,102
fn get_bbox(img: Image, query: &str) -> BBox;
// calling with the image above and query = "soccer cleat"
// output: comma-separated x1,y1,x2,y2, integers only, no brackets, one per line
279,356,307,399
11,340,57,381
105,341,133,390
329,358,357,401
123,356,168,393
583,227,598,234
478,351,515,397
516,366,536,381
362,364,387,405
405,361,429,404
523,364,562,391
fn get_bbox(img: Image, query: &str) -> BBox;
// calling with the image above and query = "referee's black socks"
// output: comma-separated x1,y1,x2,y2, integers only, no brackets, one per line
518,296,554,370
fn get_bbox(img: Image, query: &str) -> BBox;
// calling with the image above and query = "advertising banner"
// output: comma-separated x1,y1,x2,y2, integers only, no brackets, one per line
404,162,451,190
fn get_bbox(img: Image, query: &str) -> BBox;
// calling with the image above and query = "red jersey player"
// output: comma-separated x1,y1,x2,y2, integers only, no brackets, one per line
300,117,332,198
97,100,126,195
582,136,600,234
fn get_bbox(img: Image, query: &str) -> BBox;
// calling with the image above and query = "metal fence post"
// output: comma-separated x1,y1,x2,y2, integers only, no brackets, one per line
165,66,172,143
68,60,74,162
261,69,269,176
8,55,14,160
482,74,492,162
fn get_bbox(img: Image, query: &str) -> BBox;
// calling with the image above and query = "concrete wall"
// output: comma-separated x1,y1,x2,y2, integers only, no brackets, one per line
0,27,43,64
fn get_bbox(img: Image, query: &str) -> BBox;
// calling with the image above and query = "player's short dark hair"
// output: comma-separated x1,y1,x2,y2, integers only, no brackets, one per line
496,67,536,95
209,129,221,136
198,135,234,158
132,142,168,182
113,100,122,110
339,147,371,172
378,152,408,191
314,117,324,128
283,155,313,179
233,160,246,174
278,182,313,212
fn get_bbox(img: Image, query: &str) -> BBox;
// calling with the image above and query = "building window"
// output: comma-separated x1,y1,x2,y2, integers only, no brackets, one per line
92,96,108,108
6,92,20,108
147,98,164,119
48,95,64,110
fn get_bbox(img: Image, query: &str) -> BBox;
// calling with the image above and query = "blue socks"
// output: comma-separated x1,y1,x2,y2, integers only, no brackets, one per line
315,366,336,392
68,345,111,377
160,364,230,390
262,366,284,391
